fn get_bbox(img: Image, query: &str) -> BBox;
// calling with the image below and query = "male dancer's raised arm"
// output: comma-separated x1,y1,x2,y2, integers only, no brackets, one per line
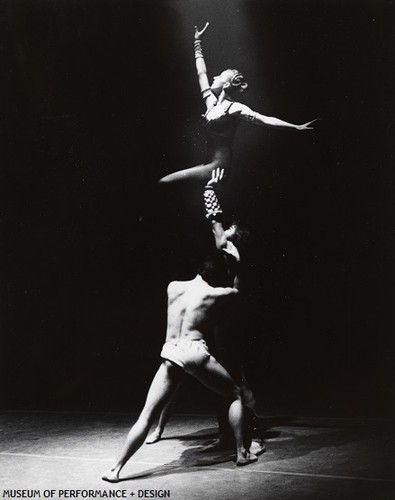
147,169,246,446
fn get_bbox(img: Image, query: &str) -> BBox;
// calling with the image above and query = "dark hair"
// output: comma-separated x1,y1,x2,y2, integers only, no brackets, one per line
197,253,230,287
228,70,248,95
225,221,250,253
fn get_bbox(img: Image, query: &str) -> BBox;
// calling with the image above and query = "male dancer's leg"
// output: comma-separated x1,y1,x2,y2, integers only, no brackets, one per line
102,361,182,482
146,381,185,444
193,356,257,466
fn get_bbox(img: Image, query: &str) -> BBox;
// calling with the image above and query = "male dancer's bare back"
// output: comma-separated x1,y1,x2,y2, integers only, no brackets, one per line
166,274,235,341
102,269,257,483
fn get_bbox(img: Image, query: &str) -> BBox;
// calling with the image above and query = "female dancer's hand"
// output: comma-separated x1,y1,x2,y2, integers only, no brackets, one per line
296,119,319,130
207,167,225,186
194,22,209,40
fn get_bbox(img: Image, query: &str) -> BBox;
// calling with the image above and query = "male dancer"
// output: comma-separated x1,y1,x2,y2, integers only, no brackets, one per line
147,169,260,451
102,205,257,483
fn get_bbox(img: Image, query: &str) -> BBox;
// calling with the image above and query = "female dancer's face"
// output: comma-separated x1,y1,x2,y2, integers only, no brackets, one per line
211,70,235,94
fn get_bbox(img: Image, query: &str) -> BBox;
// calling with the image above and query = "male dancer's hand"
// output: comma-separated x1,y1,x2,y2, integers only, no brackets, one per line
207,167,224,187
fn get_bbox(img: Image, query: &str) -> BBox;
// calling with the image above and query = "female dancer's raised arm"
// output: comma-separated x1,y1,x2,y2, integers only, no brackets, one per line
194,23,217,111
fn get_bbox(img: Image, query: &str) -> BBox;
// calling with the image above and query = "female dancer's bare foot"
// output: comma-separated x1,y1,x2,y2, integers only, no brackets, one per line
146,428,162,444
236,450,258,467
102,468,120,483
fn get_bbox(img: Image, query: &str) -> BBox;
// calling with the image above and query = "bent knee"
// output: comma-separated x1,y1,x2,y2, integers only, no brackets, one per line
230,384,242,402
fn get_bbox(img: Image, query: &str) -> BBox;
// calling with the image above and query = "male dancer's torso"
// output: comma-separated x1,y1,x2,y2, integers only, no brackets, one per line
165,276,236,343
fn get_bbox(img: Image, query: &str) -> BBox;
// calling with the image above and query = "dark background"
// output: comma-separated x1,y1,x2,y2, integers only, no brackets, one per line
1,0,393,416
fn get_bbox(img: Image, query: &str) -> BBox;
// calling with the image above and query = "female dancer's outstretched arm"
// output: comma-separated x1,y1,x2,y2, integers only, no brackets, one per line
194,22,217,111
228,101,317,130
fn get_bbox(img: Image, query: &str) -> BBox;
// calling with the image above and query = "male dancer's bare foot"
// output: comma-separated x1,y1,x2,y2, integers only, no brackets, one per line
102,468,120,483
250,440,266,456
146,428,162,444
236,451,258,467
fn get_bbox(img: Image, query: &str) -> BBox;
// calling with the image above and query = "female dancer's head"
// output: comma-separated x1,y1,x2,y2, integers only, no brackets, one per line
211,69,248,98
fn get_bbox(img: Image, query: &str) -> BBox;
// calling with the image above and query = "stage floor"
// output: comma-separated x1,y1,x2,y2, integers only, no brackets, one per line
0,411,394,499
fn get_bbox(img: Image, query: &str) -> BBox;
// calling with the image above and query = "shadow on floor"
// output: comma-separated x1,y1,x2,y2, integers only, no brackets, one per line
116,416,395,482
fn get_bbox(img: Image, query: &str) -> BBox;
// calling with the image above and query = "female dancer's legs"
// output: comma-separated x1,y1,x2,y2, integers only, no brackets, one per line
159,161,228,187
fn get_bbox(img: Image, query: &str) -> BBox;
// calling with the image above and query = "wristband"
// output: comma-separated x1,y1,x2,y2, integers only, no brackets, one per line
204,185,223,220
201,88,213,100
194,39,204,59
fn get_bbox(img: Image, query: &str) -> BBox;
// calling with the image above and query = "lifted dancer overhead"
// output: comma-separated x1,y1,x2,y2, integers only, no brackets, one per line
159,22,316,187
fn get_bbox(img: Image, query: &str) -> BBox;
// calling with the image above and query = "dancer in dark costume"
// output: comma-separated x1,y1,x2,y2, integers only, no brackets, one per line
159,22,315,187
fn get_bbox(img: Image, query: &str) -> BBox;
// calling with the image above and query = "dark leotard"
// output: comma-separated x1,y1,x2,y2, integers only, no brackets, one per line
159,92,241,185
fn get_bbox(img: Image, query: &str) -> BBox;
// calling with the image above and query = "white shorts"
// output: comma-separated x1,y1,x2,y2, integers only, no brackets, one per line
160,338,211,375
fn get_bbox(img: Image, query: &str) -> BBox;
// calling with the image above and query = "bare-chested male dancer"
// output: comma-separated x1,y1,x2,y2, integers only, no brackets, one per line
147,169,260,451
102,234,257,483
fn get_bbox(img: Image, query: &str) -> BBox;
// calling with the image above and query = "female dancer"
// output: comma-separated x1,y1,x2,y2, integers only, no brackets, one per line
159,22,315,187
